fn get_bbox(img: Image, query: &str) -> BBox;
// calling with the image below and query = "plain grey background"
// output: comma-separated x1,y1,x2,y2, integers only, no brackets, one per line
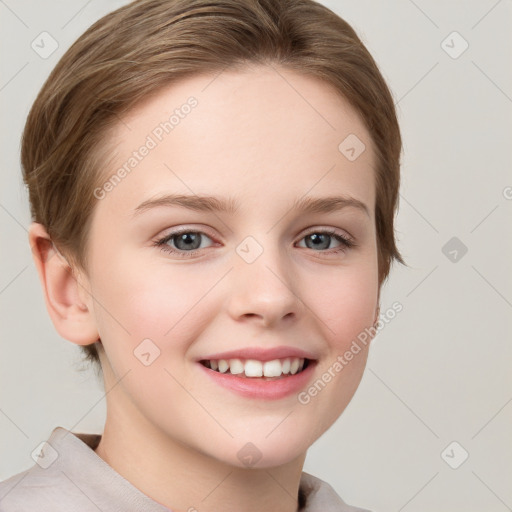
1,1,511,511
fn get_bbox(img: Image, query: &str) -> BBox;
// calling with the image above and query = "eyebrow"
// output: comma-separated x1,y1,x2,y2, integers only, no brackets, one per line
132,193,370,218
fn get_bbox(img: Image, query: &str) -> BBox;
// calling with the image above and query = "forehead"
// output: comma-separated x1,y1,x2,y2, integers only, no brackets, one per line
96,65,376,220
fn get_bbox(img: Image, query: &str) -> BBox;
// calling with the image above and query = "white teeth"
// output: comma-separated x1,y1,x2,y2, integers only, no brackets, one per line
290,359,300,375
263,360,282,377
229,358,244,375
244,359,263,377
205,357,306,378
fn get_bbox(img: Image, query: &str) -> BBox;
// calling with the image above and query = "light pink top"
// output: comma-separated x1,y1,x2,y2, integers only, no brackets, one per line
0,426,371,511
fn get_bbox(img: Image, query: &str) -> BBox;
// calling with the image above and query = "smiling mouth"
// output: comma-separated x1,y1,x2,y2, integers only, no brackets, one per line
199,357,312,379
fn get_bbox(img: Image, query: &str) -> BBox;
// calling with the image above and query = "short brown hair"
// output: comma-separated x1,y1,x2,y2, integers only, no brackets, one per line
22,0,405,370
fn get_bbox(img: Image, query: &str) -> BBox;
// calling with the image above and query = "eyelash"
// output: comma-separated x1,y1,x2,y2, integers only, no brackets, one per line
153,227,356,258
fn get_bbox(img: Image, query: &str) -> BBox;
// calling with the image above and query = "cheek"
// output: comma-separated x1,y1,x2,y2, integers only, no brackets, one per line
304,261,379,350
297,261,377,431
90,255,218,355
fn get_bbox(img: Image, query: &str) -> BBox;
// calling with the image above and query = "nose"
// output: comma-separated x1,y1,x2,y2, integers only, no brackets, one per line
226,240,304,328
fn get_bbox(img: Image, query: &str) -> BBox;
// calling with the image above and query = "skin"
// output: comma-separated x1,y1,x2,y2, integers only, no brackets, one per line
30,64,380,512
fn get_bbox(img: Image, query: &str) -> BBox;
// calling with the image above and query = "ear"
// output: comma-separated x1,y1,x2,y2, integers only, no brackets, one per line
369,292,381,342
29,222,99,345
373,304,380,326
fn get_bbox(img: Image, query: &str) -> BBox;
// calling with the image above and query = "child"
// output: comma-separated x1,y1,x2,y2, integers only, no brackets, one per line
0,0,404,510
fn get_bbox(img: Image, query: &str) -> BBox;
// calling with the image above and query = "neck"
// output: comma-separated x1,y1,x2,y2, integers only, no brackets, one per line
94,380,306,512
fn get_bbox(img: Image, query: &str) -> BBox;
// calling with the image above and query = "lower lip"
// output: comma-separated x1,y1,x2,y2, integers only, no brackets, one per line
197,361,317,400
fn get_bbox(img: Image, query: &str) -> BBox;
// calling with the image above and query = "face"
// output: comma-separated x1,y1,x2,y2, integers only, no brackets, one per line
81,64,379,468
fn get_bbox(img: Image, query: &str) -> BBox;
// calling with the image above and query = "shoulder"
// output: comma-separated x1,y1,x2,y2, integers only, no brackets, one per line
0,464,87,512
300,471,373,512
0,426,103,512
0,427,170,512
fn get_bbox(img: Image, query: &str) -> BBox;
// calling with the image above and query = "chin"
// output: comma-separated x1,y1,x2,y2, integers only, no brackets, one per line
218,428,313,470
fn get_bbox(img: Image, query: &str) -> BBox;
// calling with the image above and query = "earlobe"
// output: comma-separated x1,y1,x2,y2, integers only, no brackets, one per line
369,303,381,342
373,305,380,327
28,222,99,346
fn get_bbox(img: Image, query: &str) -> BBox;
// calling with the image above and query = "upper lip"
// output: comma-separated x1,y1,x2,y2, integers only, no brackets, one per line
198,346,317,362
